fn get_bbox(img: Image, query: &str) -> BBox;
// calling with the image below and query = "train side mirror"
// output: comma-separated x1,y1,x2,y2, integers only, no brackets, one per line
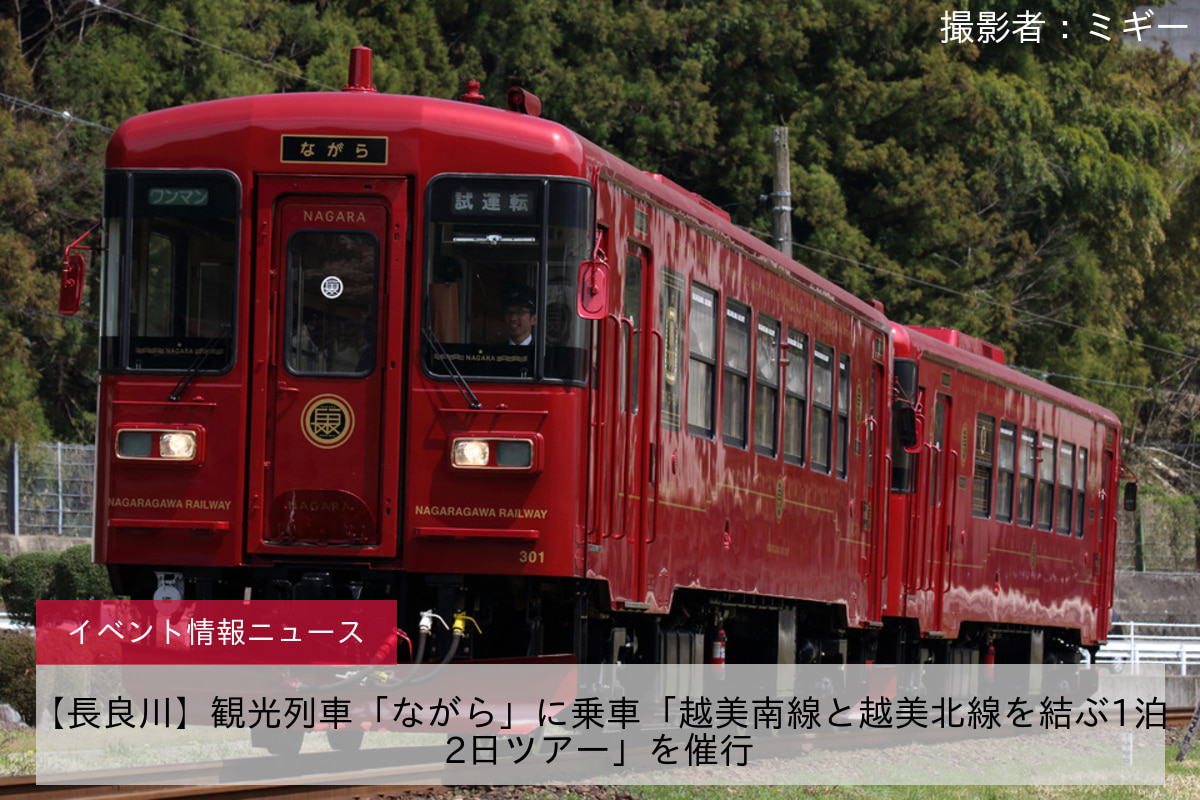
59,252,86,316
893,403,921,453
577,259,609,320
1123,483,1138,512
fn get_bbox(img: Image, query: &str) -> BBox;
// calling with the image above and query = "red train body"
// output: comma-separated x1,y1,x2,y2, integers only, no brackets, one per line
67,49,1130,670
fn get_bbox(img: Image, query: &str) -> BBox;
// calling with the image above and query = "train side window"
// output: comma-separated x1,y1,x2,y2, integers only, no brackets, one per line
836,355,851,479
1076,447,1088,538
783,329,808,466
972,414,995,519
687,283,717,438
1057,441,1075,535
754,315,780,457
996,422,1016,522
1018,430,1037,527
723,300,751,448
1038,435,1057,531
811,342,834,473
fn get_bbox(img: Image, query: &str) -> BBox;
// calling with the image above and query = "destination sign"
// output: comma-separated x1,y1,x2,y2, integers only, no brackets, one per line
280,135,388,165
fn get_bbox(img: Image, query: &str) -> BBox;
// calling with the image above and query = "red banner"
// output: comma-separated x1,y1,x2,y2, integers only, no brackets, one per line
36,600,399,665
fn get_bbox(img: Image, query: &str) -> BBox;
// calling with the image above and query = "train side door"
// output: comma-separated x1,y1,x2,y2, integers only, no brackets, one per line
915,395,951,634
1096,447,1117,635
614,246,653,605
248,176,407,557
861,362,887,621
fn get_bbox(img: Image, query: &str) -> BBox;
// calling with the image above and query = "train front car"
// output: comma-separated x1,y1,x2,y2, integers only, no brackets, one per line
70,47,907,667
884,324,1129,666
81,50,595,660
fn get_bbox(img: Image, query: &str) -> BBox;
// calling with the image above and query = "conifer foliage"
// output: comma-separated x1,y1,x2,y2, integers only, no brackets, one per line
1,0,1199,443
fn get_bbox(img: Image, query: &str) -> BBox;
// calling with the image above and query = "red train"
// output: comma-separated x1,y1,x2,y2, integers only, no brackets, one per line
60,48,1134,670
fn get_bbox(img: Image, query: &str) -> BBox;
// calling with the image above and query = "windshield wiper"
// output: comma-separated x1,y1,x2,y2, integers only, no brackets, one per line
167,324,231,402
422,325,482,410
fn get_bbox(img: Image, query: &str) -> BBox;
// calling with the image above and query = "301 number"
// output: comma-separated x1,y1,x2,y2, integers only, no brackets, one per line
518,550,544,564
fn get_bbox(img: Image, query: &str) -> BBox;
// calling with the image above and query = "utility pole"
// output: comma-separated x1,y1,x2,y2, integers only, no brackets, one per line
771,127,792,259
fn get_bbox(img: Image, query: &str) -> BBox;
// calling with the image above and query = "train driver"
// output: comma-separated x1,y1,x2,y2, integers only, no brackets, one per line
504,285,537,346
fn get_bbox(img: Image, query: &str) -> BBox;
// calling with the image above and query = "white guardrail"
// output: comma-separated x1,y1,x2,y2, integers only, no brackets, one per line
1095,622,1200,675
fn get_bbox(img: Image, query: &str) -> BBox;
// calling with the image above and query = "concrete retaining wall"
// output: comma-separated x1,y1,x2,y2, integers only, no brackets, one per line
1113,571,1200,626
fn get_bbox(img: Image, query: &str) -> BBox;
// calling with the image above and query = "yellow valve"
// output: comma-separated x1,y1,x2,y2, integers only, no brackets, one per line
452,612,482,637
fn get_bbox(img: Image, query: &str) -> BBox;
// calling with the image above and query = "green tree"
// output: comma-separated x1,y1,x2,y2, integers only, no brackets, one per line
8,0,1200,443
52,543,112,601
0,18,58,445
2,550,58,626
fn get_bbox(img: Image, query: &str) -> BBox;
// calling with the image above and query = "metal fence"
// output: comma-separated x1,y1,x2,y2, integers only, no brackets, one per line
0,442,95,537
1095,622,1200,675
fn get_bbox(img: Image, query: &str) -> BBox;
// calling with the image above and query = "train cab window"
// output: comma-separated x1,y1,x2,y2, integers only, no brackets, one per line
996,422,1016,522
973,414,995,518
783,330,808,466
1057,441,1075,535
836,355,851,479
811,342,834,473
754,315,780,457
421,176,592,383
285,232,378,376
687,283,717,437
1018,430,1037,527
102,171,238,373
723,301,750,448
1038,435,1057,531
1076,448,1088,538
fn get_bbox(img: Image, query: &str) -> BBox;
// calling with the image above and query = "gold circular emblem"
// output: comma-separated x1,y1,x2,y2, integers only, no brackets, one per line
301,394,355,449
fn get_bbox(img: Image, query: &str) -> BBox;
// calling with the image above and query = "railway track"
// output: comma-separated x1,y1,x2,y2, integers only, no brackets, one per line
0,779,440,800
4,706,1193,798
1167,708,1195,727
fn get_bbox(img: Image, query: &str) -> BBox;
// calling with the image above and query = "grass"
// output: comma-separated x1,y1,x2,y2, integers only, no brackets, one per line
0,728,35,777
624,746,1200,799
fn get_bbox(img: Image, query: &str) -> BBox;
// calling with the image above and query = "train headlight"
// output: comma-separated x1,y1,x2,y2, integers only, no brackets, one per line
160,432,197,460
452,439,490,467
115,426,203,464
449,435,540,472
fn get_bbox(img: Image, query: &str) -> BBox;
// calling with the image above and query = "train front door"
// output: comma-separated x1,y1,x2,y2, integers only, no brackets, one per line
249,176,407,557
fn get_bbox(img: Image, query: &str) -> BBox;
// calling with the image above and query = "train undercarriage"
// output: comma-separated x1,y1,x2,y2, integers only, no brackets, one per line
108,563,1091,670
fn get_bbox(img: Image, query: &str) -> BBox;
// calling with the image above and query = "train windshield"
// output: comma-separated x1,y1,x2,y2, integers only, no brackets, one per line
100,171,239,373
422,176,592,384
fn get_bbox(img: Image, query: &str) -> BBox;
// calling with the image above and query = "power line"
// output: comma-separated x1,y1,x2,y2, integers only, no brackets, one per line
1011,366,1200,400
0,92,114,132
789,240,1199,363
89,0,339,92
